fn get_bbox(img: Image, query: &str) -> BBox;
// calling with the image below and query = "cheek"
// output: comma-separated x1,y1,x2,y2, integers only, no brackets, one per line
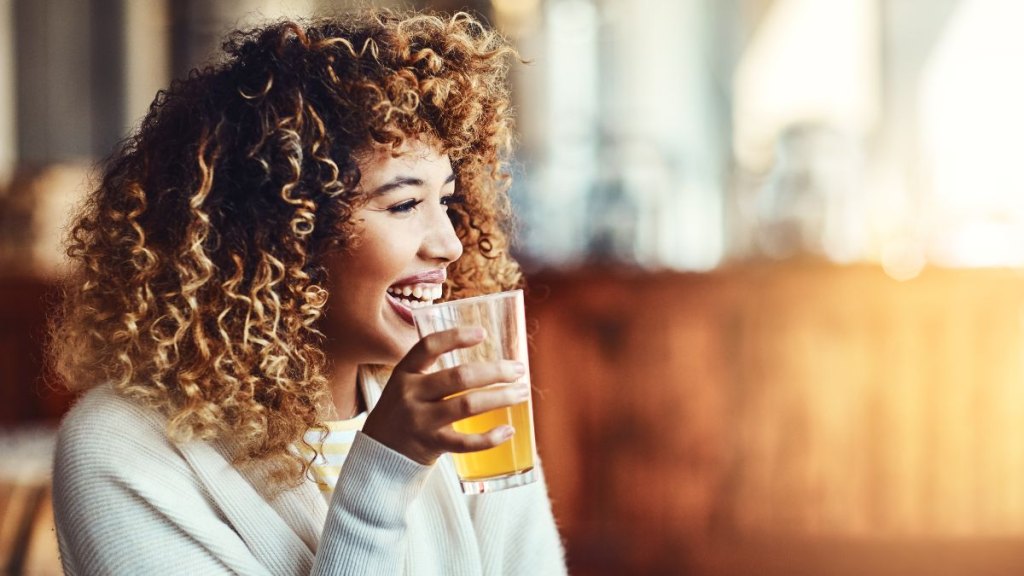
334,238,397,290
361,229,421,275
334,215,425,298
355,243,406,291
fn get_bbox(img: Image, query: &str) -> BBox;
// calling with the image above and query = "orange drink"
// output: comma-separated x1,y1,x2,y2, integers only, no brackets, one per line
451,396,534,481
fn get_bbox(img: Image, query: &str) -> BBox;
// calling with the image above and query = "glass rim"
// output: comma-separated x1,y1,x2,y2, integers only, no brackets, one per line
411,288,523,315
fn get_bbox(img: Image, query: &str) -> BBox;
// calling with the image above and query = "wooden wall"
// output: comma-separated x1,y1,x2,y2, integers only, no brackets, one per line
526,263,1024,575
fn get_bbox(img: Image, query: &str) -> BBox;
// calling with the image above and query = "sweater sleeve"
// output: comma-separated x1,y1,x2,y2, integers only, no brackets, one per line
311,431,434,575
52,391,272,576
467,461,569,576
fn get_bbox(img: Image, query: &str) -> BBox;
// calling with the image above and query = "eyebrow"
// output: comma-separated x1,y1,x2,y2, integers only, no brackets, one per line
368,172,456,197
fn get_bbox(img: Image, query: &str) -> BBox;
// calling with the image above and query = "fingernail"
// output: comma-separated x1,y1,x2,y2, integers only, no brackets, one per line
509,361,526,376
468,327,486,340
498,425,515,440
514,381,532,400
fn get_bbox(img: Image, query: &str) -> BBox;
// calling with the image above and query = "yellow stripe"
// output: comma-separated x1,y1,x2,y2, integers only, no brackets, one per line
312,465,342,478
296,419,362,494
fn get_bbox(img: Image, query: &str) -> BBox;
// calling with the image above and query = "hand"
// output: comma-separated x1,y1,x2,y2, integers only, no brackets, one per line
361,326,530,466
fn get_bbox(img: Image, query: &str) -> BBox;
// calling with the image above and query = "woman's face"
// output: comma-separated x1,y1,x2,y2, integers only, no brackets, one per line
324,139,464,365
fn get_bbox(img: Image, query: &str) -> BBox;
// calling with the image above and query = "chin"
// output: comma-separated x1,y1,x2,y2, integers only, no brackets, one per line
393,333,420,359
372,332,420,366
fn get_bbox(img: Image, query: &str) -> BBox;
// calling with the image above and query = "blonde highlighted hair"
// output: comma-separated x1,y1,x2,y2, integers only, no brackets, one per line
50,9,522,484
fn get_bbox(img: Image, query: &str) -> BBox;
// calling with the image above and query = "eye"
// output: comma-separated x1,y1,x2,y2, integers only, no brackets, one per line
387,199,423,214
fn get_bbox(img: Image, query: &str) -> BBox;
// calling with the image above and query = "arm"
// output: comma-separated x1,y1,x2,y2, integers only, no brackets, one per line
468,462,568,576
311,433,432,575
55,388,428,576
313,327,530,574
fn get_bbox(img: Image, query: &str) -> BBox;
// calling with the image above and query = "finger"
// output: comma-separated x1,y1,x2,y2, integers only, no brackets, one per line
396,326,486,374
421,360,526,401
434,382,531,425
437,424,516,454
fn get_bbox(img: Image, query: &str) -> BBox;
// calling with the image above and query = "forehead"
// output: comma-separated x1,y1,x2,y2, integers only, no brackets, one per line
356,139,453,182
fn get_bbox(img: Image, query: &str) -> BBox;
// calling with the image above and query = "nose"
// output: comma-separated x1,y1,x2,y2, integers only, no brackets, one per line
421,203,464,264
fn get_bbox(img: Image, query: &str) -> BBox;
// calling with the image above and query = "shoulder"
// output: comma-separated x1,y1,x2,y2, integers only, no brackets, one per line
52,385,209,543
50,387,267,575
56,385,170,456
53,385,190,487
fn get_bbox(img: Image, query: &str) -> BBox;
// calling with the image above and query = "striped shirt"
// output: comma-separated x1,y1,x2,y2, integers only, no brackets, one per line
297,413,367,500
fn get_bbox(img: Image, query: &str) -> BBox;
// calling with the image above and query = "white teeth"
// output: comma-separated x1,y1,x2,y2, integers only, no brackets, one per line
395,297,431,309
388,283,442,304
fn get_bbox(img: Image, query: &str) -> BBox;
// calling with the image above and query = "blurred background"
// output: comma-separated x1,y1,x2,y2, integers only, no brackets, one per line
3,0,1024,574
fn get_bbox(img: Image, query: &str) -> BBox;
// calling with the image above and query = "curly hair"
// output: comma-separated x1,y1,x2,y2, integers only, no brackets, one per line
50,9,523,485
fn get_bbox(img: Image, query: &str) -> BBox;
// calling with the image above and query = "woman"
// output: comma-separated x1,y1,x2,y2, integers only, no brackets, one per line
50,9,566,575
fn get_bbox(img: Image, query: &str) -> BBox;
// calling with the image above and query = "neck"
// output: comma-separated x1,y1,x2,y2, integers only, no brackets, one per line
330,362,362,419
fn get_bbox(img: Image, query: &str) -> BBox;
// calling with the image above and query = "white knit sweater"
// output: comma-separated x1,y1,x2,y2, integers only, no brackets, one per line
52,384,567,575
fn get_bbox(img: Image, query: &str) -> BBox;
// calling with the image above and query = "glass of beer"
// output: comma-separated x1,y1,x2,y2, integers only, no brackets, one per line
411,289,537,494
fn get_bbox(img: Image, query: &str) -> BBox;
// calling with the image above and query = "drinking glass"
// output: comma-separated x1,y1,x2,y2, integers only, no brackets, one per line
411,289,537,494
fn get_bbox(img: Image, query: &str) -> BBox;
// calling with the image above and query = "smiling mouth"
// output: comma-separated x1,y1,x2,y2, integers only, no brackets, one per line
386,283,443,325
386,283,443,309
